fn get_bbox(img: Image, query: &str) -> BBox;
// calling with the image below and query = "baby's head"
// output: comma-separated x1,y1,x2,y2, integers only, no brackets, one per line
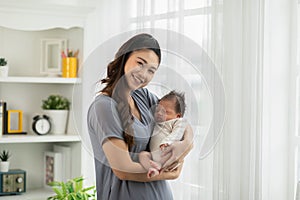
155,90,186,122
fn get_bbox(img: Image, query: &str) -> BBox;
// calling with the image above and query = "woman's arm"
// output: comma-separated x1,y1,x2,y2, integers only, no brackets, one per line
113,160,183,182
161,123,194,169
103,137,182,182
102,137,146,173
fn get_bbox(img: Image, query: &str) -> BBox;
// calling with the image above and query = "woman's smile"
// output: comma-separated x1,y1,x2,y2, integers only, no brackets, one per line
132,73,144,85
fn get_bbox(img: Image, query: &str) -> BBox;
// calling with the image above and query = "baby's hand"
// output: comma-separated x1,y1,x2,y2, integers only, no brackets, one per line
160,143,169,151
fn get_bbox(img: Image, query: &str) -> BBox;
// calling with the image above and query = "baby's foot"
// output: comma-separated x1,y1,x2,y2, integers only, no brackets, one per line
149,160,162,170
148,168,159,178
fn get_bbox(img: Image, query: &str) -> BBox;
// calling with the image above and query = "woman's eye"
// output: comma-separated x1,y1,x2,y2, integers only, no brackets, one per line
148,70,155,74
137,61,143,66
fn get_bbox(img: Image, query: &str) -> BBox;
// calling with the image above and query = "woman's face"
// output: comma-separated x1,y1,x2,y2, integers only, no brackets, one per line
124,49,159,90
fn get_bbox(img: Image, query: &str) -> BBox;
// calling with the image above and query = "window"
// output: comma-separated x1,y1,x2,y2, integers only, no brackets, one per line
129,0,221,52
128,1,225,198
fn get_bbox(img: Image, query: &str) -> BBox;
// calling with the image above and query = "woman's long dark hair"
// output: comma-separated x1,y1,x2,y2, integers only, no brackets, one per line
100,33,161,150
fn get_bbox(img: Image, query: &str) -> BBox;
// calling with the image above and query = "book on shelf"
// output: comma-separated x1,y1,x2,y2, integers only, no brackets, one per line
53,144,71,182
0,101,7,137
44,151,63,187
0,101,3,137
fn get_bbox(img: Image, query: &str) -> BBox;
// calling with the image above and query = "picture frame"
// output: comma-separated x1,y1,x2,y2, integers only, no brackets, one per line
44,151,62,187
40,39,67,76
7,110,25,134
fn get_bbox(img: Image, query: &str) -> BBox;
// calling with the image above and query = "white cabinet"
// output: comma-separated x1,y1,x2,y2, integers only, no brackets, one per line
0,77,84,198
0,1,96,199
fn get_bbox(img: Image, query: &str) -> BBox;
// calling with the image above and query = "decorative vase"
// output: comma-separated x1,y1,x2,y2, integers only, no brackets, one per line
0,161,10,172
43,110,69,135
0,65,9,77
62,57,77,78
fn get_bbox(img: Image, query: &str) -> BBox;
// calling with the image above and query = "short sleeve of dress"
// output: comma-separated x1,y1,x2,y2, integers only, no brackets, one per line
133,88,158,110
87,94,124,146
144,88,159,108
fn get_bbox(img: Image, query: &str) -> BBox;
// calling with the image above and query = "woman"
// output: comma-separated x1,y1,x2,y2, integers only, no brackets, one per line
87,33,193,200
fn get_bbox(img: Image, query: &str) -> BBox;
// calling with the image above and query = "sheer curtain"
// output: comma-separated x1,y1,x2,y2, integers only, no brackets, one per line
82,0,290,199
129,0,268,199
129,1,225,199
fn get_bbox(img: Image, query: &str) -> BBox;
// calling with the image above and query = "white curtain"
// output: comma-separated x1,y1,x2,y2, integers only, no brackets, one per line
222,0,265,199
83,0,291,199
222,0,290,199
130,1,224,199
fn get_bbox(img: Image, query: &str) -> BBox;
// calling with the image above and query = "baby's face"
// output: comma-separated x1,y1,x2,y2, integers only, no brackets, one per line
155,99,180,122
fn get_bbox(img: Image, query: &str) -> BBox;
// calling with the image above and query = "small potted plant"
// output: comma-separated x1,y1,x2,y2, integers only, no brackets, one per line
47,176,96,200
0,150,11,172
0,58,8,77
42,95,71,135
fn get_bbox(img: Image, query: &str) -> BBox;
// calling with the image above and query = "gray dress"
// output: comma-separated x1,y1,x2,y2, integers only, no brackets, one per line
87,88,173,200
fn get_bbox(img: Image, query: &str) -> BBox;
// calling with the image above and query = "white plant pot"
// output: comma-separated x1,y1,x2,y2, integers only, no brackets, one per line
43,110,69,135
0,161,10,172
0,65,9,77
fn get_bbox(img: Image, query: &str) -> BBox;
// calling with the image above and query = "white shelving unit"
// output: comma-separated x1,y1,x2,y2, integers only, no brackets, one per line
0,1,96,199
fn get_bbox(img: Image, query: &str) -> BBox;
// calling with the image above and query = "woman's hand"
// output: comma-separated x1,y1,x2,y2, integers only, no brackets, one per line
150,162,183,180
161,124,194,170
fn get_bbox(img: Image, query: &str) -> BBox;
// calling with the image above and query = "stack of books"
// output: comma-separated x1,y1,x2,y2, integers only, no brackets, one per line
44,144,72,187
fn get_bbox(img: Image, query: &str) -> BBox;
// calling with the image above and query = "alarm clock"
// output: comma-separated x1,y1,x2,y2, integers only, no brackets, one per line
32,115,51,135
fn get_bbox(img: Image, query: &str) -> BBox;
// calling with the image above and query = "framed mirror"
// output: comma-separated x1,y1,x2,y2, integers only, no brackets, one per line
41,39,67,76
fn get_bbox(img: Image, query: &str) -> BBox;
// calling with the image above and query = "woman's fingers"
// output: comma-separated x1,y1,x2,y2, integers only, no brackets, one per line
161,124,194,169
161,141,185,168
167,161,183,171
162,150,179,168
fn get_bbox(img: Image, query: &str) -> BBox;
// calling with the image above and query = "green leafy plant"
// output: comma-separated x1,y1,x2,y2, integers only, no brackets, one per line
0,150,11,161
47,176,96,200
0,58,7,67
42,95,71,110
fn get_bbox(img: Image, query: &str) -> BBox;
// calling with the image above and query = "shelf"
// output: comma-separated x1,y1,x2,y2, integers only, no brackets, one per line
0,6,88,197
0,76,81,84
0,134,81,144
1,187,54,200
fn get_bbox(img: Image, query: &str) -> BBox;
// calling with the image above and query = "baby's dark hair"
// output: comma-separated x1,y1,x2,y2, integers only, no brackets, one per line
160,90,186,116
